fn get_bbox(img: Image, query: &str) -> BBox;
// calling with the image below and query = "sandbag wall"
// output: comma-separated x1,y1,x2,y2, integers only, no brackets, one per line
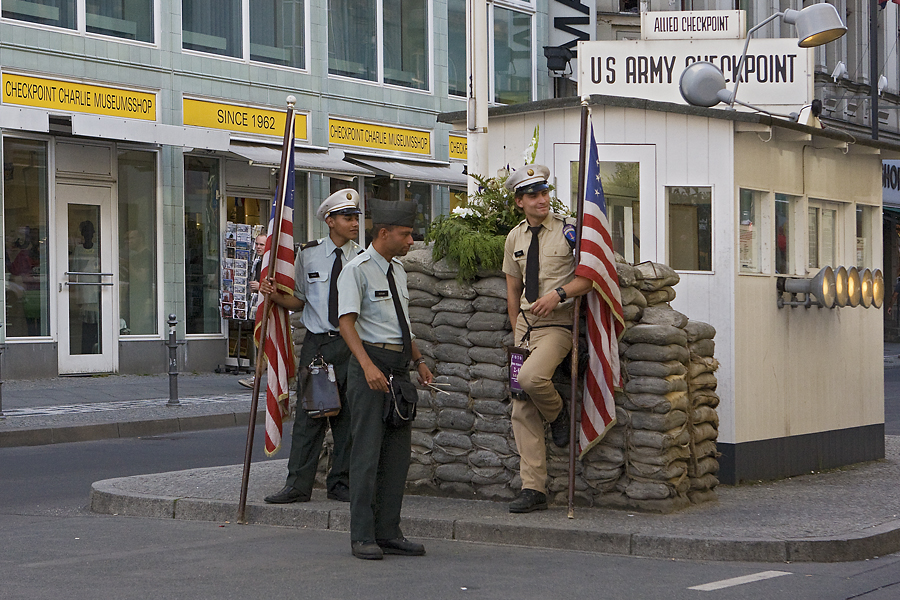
294,244,720,512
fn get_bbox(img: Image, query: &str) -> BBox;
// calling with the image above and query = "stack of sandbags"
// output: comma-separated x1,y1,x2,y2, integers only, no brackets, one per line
685,319,720,504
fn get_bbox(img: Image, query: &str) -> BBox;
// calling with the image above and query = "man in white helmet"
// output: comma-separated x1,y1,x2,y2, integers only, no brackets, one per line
260,189,362,504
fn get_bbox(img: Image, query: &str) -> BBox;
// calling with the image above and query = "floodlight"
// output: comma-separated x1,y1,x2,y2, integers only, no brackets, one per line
860,268,873,308
782,266,836,308
834,266,849,307
873,269,885,309
846,266,861,307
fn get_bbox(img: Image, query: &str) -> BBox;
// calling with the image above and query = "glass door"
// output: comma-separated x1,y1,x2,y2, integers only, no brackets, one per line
56,183,115,374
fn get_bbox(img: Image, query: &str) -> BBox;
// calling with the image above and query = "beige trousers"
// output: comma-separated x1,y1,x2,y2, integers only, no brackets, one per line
511,319,573,494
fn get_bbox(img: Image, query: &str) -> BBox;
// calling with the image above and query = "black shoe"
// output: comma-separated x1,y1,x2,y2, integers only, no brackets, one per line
263,485,310,504
376,537,426,556
550,404,570,448
509,489,548,513
327,482,350,502
351,541,384,560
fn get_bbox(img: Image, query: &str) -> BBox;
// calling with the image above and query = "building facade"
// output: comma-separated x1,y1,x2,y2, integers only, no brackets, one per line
0,0,557,378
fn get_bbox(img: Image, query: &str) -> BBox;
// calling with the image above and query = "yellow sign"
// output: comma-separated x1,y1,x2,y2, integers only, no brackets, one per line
329,118,430,155
449,135,467,160
183,98,307,139
2,73,156,120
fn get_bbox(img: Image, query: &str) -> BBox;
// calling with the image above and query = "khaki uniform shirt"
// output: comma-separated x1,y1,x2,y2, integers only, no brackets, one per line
502,212,575,326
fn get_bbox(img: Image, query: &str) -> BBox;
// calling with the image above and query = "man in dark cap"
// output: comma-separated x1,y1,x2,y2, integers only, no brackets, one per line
337,198,433,560
503,164,593,514
259,189,362,504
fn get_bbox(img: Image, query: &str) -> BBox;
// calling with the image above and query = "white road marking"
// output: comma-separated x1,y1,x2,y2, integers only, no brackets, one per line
689,570,792,591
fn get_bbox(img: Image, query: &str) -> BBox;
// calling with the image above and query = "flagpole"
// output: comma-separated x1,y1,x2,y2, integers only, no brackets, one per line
568,97,590,519
238,96,296,524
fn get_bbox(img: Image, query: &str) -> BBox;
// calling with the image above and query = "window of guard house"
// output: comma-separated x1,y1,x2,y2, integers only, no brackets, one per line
183,0,241,58
619,0,639,13
184,156,221,334
774,193,793,275
668,186,712,271
493,6,532,105
250,0,305,68
2,0,76,29
807,201,837,271
856,205,872,269
383,0,428,90
3,137,50,337
739,189,761,273
87,0,154,43
328,0,376,81
118,150,157,335
447,0,466,97
570,159,640,263
364,177,430,241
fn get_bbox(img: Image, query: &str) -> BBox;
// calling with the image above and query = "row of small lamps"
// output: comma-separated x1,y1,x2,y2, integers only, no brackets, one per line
777,266,885,309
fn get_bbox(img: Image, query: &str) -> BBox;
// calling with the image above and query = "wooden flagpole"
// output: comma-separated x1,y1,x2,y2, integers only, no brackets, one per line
237,96,296,524
567,97,591,519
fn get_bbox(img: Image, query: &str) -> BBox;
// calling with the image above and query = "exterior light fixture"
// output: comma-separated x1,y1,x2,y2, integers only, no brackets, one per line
873,269,885,308
778,266,836,308
846,266,861,307
860,268,874,308
680,3,847,110
834,266,850,307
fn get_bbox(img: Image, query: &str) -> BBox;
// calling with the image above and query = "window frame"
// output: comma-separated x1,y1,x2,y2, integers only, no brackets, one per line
180,0,310,72
666,185,714,274
1,0,160,47
806,198,842,273
488,1,536,105
327,0,434,93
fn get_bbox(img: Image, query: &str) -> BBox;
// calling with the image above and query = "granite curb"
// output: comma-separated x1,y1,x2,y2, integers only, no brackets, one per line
0,405,264,447
89,447,900,564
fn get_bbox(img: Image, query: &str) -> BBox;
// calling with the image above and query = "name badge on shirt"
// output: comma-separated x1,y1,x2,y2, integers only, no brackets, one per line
307,272,320,280
374,290,389,298
514,250,524,258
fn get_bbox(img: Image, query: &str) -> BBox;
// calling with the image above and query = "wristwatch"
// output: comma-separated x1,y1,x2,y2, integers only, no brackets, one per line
555,287,567,301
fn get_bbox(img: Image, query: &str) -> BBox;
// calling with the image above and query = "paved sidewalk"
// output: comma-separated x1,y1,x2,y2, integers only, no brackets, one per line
90,436,900,564
0,373,259,447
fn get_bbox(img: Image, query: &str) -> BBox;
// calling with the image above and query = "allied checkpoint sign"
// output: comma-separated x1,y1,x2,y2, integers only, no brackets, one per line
578,12,814,114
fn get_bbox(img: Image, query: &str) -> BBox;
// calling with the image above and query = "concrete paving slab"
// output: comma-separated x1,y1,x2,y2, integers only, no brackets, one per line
89,436,900,563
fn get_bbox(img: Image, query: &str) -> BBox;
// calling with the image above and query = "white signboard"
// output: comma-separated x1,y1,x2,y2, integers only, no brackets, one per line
642,10,745,40
549,0,596,50
578,39,813,112
884,160,900,207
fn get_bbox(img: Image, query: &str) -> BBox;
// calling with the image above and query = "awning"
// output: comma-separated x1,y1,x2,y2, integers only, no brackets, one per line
228,143,374,177
343,154,468,188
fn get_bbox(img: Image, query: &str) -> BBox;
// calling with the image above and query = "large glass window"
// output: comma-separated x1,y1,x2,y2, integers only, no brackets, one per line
570,160,640,263
183,0,241,58
808,201,837,271
447,0,466,97
383,0,428,89
87,0,153,42
739,189,761,273
493,6,532,105
118,150,157,335
1,0,76,29
668,186,712,271
3,138,50,337
250,0,305,68
184,156,221,334
365,177,430,241
328,0,376,81
775,193,793,275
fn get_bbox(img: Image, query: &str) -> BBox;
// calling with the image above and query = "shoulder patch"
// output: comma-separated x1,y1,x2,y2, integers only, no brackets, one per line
300,239,320,251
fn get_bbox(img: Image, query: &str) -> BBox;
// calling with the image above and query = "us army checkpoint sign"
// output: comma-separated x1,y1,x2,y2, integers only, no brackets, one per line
577,38,813,113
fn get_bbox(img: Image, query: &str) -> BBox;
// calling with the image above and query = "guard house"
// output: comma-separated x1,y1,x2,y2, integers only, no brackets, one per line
440,93,893,483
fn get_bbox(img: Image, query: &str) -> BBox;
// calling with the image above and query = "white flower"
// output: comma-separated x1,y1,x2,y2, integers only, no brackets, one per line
452,207,474,218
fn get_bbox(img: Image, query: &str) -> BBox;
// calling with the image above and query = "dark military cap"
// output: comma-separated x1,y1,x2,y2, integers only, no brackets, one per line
369,199,417,228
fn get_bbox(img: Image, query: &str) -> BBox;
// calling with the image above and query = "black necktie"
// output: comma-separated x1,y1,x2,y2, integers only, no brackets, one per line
328,248,343,329
525,225,541,302
386,263,412,356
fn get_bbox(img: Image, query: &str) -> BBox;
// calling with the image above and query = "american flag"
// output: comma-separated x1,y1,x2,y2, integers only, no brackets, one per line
573,125,625,457
254,135,297,456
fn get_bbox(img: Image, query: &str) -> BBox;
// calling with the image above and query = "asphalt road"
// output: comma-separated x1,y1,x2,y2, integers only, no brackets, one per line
2,427,900,599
